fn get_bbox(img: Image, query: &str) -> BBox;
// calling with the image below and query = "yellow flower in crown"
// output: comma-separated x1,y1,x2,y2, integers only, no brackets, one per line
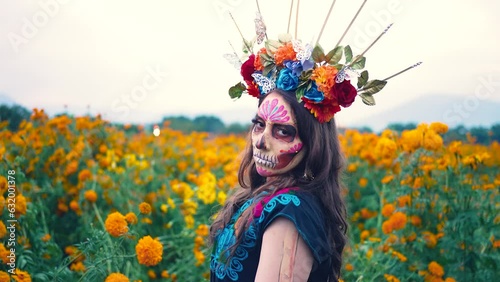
225,1,421,123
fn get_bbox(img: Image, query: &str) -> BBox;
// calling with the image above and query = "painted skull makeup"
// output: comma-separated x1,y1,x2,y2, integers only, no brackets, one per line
251,92,305,177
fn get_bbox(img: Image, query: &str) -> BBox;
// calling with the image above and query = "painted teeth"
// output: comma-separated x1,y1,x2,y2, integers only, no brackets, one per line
254,155,276,168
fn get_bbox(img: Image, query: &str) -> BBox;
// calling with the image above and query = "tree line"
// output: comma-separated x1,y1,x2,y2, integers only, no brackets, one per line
1,104,499,144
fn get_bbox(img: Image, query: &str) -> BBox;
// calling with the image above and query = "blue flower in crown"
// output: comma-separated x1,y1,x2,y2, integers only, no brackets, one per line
276,68,299,91
303,82,324,102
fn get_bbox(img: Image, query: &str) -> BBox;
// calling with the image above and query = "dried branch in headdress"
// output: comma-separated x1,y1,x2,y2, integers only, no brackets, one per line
316,0,337,46
335,0,368,48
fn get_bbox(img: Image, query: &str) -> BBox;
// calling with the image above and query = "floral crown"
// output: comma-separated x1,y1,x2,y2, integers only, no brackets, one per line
225,1,421,123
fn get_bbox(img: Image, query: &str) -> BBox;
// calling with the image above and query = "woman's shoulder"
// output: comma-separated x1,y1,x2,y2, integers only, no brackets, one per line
255,187,332,263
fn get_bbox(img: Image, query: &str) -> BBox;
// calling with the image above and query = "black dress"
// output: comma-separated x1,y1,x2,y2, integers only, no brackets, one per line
210,187,333,281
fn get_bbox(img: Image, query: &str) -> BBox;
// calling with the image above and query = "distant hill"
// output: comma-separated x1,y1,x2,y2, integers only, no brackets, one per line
348,94,500,132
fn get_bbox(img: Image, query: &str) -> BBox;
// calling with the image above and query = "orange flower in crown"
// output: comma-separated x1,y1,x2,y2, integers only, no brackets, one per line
225,3,421,123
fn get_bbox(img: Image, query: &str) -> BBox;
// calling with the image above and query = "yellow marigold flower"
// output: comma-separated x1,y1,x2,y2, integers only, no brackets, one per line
428,261,444,277
429,122,448,134
382,204,396,217
185,215,195,229
69,261,86,272
84,190,98,203
384,274,400,282
141,217,153,224
217,191,227,206
195,224,209,237
0,271,10,281
11,269,31,282
105,272,129,282
0,222,6,239
15,194,28,217
374,137,398,159
160,204,168,213
345,263,354,271
136,236,163,266
64,160,79,176
104,212,128,237
194,249,206,266
125,212,138,225
41,234,51,242
422,130,443,151
139,202,152,214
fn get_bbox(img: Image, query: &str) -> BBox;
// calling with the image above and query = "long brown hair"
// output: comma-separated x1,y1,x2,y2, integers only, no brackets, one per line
209,89,348,280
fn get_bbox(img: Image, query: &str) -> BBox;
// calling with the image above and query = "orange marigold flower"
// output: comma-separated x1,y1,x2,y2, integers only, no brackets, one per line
311,65,338,94
384,274,400,282
41,234,51,242
161,270,170,278
382,204,396,217
104,212,128,237
397,195,411,207
358,177,368,188
78,169,92,182
147,270,157,279
139,202,152,214
84,190,98,203
389,212,407,230
428,261,444,277
0,222,6,239
381,175,394,184
11,269,31,282
195,224,209,237
69,261,86,272
444,278,456,282
345,263,354,271
0,271,10,281
360,230,370,241
125,212,138,225
274,42,296,66
136,236,163,266
105,272,129,282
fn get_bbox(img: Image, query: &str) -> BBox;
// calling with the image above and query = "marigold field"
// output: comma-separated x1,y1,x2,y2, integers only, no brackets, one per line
0,110,499,282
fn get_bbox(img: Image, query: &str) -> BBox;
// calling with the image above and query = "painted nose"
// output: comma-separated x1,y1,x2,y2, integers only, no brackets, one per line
255,135,266,150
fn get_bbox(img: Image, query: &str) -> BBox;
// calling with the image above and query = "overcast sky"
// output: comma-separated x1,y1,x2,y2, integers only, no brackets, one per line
1,0,499,128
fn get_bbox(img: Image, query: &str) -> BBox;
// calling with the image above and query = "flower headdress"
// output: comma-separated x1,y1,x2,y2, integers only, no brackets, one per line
225,0,421,123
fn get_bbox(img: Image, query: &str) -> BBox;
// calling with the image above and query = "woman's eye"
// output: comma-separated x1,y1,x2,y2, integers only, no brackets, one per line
251,119,265,132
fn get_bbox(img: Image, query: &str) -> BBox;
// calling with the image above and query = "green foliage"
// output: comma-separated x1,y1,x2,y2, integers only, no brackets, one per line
0,104,31,131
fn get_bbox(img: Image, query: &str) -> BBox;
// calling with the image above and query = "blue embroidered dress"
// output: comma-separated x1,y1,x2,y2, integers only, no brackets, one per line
210,188,332,282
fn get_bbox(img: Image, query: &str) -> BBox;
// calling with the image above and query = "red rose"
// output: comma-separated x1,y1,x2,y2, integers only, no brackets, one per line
331,80,357,108
240,54,256,82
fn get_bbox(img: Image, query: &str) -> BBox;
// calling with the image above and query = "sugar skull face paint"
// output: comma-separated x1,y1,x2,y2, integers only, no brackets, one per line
251,92,305,177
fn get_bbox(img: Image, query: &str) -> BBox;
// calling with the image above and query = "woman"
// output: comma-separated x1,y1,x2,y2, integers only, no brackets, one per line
209,88,348,281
